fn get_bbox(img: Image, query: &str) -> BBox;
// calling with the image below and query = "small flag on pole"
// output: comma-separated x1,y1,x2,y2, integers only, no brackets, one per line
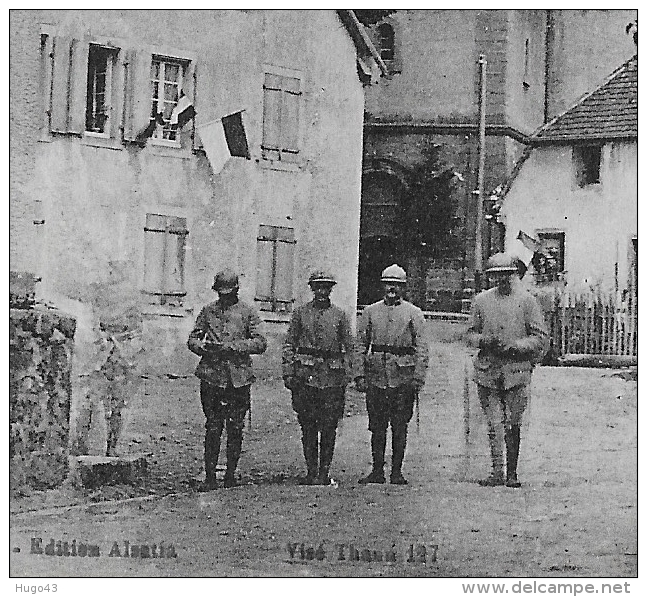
513,230,543,266
517,230,541,253
197,111,250,174
170,92,196,128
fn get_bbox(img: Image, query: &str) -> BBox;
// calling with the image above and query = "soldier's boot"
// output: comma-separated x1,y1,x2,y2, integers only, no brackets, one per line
317,426,337,485
478,423,505,487
223,423,243,488
300,425,319,485
390,424,409,485
198,422,223,492
505,424,522,488
359,430,386,484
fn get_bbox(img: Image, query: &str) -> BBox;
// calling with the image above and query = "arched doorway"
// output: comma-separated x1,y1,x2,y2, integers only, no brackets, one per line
358,171,406,305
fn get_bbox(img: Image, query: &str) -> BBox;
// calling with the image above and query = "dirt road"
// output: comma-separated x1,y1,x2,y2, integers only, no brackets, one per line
10,329,637,577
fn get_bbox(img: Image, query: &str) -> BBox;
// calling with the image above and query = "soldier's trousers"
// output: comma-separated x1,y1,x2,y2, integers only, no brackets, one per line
365,386,416,474
74,370,131,457
477,383,529,476
291,386,345,477
200,381,250,480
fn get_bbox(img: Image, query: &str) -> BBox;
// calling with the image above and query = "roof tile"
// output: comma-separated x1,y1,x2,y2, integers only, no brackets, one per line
534,55,637,142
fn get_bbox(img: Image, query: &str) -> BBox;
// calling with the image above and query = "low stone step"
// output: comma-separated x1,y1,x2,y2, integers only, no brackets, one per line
75,454,149,489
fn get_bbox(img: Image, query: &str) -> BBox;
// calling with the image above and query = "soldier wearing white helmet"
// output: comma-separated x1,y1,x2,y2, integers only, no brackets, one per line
355,264,429,485
188,268,267,490
466,252,548,488
283,270,354,485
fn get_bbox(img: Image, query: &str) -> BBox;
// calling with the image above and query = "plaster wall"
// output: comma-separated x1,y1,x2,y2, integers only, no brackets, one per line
10,9,367,376
501,142,637,292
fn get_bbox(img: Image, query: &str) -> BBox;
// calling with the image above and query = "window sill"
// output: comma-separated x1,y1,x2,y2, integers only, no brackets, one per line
149,142,192,159
259,311,291,324
257,157,302,173
574,182,602,191
82,134,123,151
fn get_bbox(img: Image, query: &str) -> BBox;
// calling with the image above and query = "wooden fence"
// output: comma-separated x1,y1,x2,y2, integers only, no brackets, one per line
545,277,637,359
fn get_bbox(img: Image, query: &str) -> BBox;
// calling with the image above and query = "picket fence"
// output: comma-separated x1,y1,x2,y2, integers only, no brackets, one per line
545,280,637,359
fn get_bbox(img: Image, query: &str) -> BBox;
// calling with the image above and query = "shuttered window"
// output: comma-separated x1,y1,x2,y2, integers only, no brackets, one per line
150,56,186,142
262,73,301,162
46,36,121,138
144,214,188,305
85,45,118,135
255,225,296,312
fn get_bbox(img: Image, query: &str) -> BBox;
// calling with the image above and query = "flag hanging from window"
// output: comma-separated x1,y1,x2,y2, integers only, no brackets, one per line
514,230,541,266
170,92,196,128
197,111,250,174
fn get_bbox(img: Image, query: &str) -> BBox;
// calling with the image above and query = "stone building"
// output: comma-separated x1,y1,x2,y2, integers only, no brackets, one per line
10,9,386,379
500,55,637,293
360,9,637,310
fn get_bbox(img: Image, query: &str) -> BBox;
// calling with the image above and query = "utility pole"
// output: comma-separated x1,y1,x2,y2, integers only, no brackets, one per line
474,54,487,293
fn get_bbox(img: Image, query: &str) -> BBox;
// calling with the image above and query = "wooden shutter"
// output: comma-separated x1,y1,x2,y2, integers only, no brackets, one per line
274,228,295,305
50,36,72,133
262,74,282,157
144,214,187,297
144,214,165,293
67,38,89,134
281,76,301,157
123,49,151,142
39,33,54,134
255,225,275,301
255,225,295,311
165,216,188,295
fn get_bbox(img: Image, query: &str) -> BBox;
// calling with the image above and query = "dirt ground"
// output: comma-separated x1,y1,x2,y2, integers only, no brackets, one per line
9,322,637,578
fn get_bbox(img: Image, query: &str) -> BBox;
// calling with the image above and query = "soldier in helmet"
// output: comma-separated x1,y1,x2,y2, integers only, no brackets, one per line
355,264,429,485
283,270,354,485
188,269,267,490
466,252,548,488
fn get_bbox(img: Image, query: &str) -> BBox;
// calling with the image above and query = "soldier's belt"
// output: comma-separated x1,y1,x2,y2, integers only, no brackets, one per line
371,345,415,355
297,348,343,358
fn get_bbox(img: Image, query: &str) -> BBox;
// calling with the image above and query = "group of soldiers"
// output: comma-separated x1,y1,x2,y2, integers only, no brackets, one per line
188,252,548,491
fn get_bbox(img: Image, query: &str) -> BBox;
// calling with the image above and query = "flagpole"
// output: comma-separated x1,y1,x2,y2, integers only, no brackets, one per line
474,54,487,293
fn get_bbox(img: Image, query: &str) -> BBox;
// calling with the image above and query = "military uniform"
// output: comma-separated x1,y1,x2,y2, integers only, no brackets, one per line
188,270,267,489
74,291,143,458
283,271,354,485
466,253,548,487
356,265,429,484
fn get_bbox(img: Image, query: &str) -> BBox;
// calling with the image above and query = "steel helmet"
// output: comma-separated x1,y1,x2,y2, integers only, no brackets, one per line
212,269,240,292
485,252,518,274
308,270,337,285
381,264,407,284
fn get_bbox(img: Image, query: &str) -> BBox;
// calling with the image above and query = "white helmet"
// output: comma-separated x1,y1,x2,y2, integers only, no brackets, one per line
381,264,407,284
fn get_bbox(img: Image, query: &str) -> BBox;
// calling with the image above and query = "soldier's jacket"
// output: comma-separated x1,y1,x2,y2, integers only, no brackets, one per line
188,300,267,388
282,300,354,388
466,282,548,390
357,299,429,389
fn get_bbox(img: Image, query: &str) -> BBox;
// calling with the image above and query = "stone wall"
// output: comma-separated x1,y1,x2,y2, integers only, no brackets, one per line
10,306,76,490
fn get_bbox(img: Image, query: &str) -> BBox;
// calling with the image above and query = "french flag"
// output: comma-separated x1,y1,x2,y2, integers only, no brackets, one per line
170,92,196,128
197,111,251,174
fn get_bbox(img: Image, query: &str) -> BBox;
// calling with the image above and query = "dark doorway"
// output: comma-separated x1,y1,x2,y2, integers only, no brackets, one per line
358,171,405,306
358,235,399,306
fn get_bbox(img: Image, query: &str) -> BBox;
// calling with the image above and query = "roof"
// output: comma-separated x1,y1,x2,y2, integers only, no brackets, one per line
337,10,390,84
533,55,637,144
